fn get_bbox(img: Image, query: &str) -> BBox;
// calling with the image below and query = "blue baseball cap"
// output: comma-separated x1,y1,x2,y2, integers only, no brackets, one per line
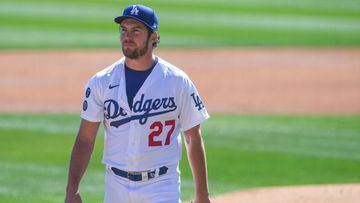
114,4,159,31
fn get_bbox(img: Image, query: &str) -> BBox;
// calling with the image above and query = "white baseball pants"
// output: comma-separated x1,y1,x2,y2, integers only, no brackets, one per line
104,165,181,203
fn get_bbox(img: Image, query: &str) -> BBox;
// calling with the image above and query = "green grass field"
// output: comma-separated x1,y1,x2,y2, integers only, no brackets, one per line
1,0,360,202
1,0,360,49
0,114,359,202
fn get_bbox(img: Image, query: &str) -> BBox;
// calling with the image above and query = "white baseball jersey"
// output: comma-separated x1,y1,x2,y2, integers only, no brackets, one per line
81,57,209,171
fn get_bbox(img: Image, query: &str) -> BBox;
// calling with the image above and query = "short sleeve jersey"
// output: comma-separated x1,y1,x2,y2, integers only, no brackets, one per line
81,57,209,171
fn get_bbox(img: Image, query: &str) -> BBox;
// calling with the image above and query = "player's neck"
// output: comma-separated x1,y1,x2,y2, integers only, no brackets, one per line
125,52,155,71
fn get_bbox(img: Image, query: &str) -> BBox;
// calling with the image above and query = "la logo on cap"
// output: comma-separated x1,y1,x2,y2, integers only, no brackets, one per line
130,5,139,15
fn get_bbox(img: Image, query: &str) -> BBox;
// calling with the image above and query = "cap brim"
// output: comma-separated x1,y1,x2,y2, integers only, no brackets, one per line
114,16,127,24
114,15,156,31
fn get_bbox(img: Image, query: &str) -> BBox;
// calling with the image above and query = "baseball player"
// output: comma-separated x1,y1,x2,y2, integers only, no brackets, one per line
65,4,211,203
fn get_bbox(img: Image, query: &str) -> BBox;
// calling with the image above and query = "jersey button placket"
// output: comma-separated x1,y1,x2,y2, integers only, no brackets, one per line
128,121,136,167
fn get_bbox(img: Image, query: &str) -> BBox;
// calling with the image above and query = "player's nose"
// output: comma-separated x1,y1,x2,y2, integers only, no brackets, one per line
121,30,135,39
121,35,136,45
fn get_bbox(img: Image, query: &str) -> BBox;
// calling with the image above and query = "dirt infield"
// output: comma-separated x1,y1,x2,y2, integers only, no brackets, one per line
205,184,360,203
0,48,360,202
1,48,360,114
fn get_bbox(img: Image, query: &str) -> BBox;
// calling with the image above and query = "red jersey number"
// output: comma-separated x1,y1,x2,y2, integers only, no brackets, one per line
148,120,175,147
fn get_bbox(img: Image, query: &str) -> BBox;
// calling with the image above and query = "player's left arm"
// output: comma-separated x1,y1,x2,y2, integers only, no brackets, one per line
184,124,211,203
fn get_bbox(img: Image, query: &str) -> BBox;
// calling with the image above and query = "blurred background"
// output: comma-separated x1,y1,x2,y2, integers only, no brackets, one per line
1,0,360,48
0,0,360,202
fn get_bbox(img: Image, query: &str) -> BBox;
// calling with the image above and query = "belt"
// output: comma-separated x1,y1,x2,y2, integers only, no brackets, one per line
111,166,168,182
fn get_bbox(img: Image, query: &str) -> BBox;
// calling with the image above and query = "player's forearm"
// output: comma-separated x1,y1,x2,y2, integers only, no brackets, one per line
66,135,96,194
186,133,210,199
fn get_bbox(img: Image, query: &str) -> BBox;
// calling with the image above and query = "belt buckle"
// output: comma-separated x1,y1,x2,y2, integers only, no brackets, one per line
141,171,148,181
128,171,148,181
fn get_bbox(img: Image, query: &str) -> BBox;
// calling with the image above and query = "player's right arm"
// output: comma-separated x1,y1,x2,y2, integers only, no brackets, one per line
65,119,100,203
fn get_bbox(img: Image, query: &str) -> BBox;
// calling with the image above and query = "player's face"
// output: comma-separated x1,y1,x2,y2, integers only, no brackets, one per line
120,18,152,59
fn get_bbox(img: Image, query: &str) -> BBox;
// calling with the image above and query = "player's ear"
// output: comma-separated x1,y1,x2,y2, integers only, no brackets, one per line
157,34,160,45
151,32,160,48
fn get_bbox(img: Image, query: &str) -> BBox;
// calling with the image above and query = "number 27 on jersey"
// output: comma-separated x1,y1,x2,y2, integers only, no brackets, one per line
148,120,175,147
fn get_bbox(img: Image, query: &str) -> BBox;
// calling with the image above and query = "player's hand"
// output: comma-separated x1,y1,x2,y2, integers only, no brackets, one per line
65,191,82,203
191,197,211,203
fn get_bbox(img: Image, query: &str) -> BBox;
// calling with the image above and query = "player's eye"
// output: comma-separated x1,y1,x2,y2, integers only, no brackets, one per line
120,27,126,33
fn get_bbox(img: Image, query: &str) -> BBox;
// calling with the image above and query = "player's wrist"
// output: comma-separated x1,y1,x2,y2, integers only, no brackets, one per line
66,185,79,195
193,195,211,203
65,190,82,203
195,185,210,196
194,192,210,201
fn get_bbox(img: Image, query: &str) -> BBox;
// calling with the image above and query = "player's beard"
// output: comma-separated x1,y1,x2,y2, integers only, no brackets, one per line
122,37,150,59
